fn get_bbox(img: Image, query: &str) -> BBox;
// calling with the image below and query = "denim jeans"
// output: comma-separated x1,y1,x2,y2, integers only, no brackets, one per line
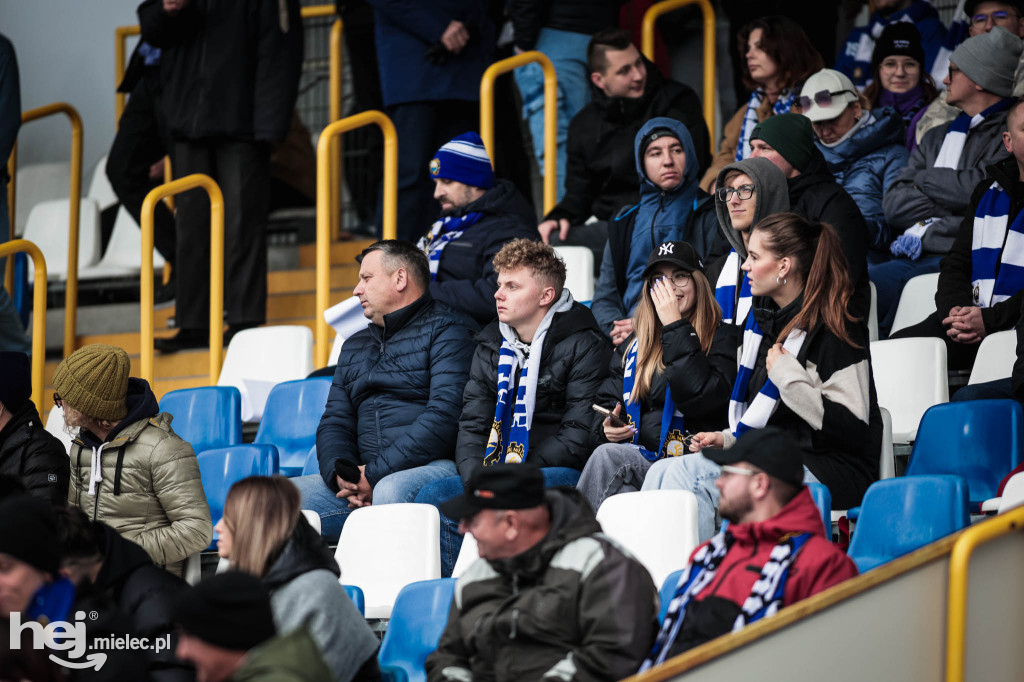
292,459,457,542
415,466,582,577
952,378,1014,402
641,453,820,542
868,254,943,339
576,443,656,513
513,28,592,203
0,179,30,354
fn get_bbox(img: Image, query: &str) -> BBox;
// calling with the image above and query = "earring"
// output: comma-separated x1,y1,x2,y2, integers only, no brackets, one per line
776,275,787,285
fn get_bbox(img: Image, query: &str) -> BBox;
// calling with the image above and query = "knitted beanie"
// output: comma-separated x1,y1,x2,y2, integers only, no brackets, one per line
639,126,681,158
950,26,1024,98
750,114,817,173
51,344,130,421
0,495,63,575
0,351,32,411
429,132,495,189
174,572,277,651
871,22,926,72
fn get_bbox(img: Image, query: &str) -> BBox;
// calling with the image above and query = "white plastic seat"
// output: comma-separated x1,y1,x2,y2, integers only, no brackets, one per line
43,405,74,455
301,509,322,535
889,272,939,336
81,205,167,280
86,155,118,211
967,330,1016,385
13,162,71,236
217,325,314,422
334,503,441,618
553,246,594,302
981,473,1024,514
870,337,948,443
23,198,102,280
451,532,478,578
879,406,895,480
868,281,878,342
595,490,699,588
328,334,345,366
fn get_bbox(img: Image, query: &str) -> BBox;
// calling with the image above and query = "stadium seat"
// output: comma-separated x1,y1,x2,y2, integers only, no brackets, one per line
553,245,594,303
85,155,118,211
905,400,1024,509
981,472,1024,514
159,386,242,455
329,334,345,366
197,444,280,548
967,330,1016,385
217,325,314,422
301,445,319,476
451,532,478,578
595,490,699,588
24,198,102,280
807,482,832,537
870,337,948,443
846,475,969,573
378,578,457,682
301,509,322,535
13,162,70,236
879,406,896,480
44,405,73,455
334,503,442,619
254,377,332,476
344,585,365,617
890,272,939,336
868,281,878,342
658,569,686,624
80,205,166,280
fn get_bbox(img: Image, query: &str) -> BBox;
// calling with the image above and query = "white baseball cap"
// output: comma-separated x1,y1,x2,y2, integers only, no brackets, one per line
798,69,859,122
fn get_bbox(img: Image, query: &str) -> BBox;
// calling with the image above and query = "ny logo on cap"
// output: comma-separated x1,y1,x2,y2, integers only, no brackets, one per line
658,243,674,256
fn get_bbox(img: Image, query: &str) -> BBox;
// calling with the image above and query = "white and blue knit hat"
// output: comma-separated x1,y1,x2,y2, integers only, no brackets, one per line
429,132,494,189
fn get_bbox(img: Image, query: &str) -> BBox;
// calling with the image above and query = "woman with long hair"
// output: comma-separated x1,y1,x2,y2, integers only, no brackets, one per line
577,241,737,511
216,476,381,682
642,213,881,540
700,16,824,192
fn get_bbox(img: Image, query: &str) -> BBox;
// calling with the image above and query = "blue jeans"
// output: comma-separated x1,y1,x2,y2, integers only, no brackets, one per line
0,178,30,354
641,453,819,542
415,466,582,577
513,28,592,203
292,459,458,542
953,379,1014,402
868,255,943,339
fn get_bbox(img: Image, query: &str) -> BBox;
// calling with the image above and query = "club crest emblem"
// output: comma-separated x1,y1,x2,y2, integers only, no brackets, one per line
429,158,441,177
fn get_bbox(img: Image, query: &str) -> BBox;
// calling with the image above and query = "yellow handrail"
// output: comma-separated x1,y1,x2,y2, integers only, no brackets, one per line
139,174,224,386
4,142,15,296
642,0,716,142
315,111,397,368
0,239,46,413
480,52,558,214
15,104,82,358
945,504,1024,682
328,18,344,240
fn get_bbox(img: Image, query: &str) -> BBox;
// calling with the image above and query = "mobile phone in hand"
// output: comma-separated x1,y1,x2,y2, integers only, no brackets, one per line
592,404,626,428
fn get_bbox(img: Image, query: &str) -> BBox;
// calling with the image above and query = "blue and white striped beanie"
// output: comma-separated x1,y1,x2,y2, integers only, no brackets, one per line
429,132,494,189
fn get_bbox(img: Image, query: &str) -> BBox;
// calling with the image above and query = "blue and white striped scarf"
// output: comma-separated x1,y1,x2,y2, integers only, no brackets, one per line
621,338,687,462
971,180,1024,308
639,529,811,672
728,313,806,438
735,89,796,162
417,212,484,281
714,250,752,325
930,0,969,87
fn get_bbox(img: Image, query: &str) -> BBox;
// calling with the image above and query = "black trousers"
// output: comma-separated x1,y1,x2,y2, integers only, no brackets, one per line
889,310,981,371
173,139,270,330
106,73,177,266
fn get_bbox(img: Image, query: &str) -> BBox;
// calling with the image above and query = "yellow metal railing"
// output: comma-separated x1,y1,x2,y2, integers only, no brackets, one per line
7,104,83,358
315,111,397,368
945,503,1024,682
642,0,716,141
0,239,46,412
139,174,224,386
480,52,558,214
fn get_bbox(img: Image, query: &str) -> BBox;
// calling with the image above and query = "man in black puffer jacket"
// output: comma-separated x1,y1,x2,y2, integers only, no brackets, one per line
0,352,67,506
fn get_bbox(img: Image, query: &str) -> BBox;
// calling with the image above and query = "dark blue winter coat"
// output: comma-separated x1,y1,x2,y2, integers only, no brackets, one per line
817,107,909,252
315,294,478,488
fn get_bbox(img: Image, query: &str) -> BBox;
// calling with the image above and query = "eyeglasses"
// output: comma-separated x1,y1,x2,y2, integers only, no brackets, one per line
53,393,63,408
649,272,692,289
716,184,755,202
719,465,756,477
948,64,962,79
971,10,1017,25
879,58,920,72
797,89,854,112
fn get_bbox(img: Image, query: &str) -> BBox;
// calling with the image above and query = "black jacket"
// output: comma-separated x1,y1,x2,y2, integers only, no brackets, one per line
1014,299,1024,404
508,0,620,51
456,302,612,483
427,180,538,325
788,150,871,320
545,62,711,226
937,156,1024,333
138,0,302,143
0,403,68,506
592,322,738,448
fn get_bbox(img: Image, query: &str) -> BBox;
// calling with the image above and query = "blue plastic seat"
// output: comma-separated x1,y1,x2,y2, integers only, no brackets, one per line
659,569,686,624
847,475,969,573
160,386,242,455
254,377,331,477
806,482,832,537
343,584,365,617
906,399,1024,509
197,444,280,550
378,578,457,682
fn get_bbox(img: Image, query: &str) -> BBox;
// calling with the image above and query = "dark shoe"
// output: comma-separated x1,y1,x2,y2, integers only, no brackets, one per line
154,329,209,354
224,322,260,347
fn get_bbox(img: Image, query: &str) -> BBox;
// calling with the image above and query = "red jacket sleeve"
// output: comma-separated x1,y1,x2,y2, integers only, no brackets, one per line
784,537,859,603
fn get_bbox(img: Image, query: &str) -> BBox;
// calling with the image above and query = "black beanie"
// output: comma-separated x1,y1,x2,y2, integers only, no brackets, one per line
640,127,680,158
174,572,277,651
0,351,32,412
871,22,926,73
750,114,817,173
0,495,63,575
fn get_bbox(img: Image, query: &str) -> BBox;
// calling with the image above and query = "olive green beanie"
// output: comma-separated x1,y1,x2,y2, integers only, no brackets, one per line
750,113,817,174
52,344,130,421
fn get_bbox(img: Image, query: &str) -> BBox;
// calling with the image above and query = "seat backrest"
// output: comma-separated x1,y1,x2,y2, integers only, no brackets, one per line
14,162,70,235
890,272,939,335
998,472,1024,514
217,326,314,421
553,245,594,302
24,198,102,279
906,399,1024,504
343,585,365,617
334,503,442,619
301,509,322,535
301,445,320,477
197,444,280,523
328,334,345,366
451,532,479,578
868,281,878,342
658,569,686,625
870,337,948,443
378,578,457,682
880,407,895,480
159,386,243,455
968,330,1016,385
806,482,832,537
86,155,118,211
82,205,167,277
43,405,74,455
847,475,969,573
254,377,332,476
595,490,699,588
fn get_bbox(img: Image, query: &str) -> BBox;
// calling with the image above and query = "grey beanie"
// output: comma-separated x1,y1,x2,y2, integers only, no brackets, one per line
950,27,1023,97
714,157,791,258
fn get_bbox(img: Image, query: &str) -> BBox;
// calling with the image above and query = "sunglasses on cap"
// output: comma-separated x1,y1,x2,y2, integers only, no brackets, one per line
797,89,854,112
